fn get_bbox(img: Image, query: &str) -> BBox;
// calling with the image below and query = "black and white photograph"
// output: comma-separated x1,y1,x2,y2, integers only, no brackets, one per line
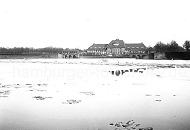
0,0,190,130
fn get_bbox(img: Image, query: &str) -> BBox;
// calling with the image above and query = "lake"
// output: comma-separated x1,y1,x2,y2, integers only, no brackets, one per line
0,59,190,130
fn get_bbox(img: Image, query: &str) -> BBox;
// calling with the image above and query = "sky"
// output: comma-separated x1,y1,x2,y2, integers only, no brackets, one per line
0,0,190,49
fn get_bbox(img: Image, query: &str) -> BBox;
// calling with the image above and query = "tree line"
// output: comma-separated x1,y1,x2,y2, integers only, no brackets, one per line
0,40,190,55
146,40,190,53
0,47,81,55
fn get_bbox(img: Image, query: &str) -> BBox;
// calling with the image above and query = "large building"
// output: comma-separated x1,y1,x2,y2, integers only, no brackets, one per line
86,39,147,58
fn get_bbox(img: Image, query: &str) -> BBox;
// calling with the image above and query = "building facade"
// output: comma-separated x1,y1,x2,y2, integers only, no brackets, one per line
107,39,126,56
86,44,108,56
125,43,146,54
86,39,147,58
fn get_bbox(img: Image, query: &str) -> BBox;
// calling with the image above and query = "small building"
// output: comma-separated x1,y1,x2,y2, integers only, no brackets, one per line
154,52,167,60
58,49,81,58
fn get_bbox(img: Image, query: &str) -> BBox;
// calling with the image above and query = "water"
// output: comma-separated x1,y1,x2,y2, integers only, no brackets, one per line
0,59,190,130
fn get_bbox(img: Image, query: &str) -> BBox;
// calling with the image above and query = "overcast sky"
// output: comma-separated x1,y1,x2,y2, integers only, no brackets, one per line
0,0,190,49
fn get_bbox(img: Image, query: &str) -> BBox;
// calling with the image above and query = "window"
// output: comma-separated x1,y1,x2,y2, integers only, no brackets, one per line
113,43,119,46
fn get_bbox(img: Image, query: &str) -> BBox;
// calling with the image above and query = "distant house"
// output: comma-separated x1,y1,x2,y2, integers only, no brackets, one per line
86,39,147,58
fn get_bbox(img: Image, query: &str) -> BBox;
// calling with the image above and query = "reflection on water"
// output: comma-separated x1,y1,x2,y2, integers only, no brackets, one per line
0,59,190,130
109,120,154,130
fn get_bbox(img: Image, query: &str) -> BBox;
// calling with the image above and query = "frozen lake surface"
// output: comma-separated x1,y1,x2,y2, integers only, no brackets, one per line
0,59,190,130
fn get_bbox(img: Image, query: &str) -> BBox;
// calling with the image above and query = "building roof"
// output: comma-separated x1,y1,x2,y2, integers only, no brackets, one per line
87,44,108,51
86,40,147,51
108,39,125,48
125,43,146,50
